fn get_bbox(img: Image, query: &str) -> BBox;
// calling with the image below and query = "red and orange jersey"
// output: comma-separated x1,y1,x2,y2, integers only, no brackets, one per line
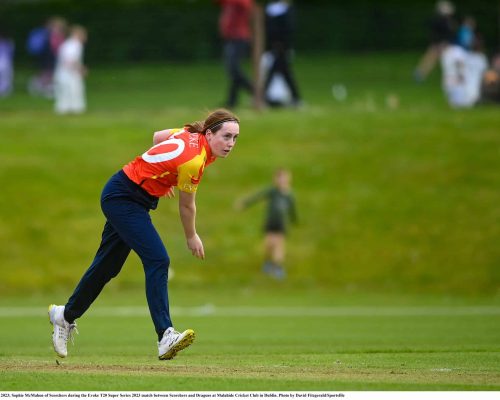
123,128,216,197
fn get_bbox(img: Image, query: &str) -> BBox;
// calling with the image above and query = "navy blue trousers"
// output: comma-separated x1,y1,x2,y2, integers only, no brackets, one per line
65,170,172,338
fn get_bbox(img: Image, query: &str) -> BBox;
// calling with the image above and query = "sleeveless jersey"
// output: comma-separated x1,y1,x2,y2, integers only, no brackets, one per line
122,128,216,197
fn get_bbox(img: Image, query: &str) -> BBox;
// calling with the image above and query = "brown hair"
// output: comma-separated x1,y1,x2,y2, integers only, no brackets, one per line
185,109,239,135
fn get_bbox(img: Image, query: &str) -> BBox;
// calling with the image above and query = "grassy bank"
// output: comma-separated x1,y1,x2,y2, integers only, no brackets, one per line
0,53,499,294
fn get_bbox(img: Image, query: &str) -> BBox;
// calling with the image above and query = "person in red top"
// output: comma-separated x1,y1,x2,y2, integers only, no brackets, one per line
48,109,240,361
216,0,255,108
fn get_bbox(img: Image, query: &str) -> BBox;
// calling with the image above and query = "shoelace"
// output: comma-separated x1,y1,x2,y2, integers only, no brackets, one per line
57,323,79,345
68,324,79,345
162,329,180,346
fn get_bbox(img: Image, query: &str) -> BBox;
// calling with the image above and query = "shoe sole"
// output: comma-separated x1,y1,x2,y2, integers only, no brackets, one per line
48,304,66,358
159,329,195,360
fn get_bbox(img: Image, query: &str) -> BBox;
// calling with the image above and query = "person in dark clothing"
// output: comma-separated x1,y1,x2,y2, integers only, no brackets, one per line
27,17,66,98
236,168,297,280
216,0,255,108
414,1,457,82
481,53,500,104
263,0,302,107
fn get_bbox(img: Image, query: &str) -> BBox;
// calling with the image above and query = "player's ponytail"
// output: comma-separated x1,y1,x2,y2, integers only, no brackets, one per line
184,109,239,135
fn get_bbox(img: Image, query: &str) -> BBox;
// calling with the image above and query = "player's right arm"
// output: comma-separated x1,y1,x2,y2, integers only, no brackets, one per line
153,129,172,145
153,128,185,145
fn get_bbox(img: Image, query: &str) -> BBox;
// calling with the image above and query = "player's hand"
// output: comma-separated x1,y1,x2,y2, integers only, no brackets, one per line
164,187,175,199
187,234,205,259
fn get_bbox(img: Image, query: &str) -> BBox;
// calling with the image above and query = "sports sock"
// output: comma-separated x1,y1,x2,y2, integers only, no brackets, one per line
63,309,75,324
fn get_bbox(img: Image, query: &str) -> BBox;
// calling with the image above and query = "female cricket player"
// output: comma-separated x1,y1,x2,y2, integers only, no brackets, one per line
49,109,240,360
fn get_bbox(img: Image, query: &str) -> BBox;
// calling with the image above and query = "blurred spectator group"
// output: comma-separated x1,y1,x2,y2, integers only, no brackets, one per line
216,0,302,109
1,1,499,110
414,0,500,107
2,1,304,112
1,16,87,114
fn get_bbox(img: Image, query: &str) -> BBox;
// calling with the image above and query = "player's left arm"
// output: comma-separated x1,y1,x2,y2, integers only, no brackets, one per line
178,190,205,259
177,158,205,259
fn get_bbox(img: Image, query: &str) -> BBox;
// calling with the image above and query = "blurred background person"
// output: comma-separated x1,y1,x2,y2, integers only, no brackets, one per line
481,52,500,103
0,28,15,97
440,33,488,108
216,0,255,109
54,25,87,115
456,15,476,50
440,42,469,107
263,0,302,108
27,16,67,98
235,168,297,280
464,35,488,106
414,0,456,82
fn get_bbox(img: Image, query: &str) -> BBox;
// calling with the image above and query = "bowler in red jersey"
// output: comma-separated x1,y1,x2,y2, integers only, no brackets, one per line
48,109,240,360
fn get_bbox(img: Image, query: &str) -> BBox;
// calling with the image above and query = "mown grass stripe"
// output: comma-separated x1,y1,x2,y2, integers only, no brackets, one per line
1,305,499,317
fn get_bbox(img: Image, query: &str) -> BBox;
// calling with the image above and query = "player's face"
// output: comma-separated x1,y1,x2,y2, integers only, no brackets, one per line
206,121,239,158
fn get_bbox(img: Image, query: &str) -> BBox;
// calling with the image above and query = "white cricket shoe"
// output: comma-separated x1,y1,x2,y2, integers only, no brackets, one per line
48,304,78,358
158,327,195,360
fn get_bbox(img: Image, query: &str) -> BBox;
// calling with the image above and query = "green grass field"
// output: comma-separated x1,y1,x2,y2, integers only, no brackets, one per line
0,53,499,390
0,289,499,390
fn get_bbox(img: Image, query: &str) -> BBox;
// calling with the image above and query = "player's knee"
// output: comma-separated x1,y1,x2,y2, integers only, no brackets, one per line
143,250,170,273
156,253,170,270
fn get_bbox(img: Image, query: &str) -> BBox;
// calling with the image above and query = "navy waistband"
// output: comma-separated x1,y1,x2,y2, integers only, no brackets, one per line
118,170,158,201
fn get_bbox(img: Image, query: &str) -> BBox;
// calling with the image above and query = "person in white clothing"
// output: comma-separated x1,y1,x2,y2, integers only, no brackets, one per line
465,37,488,105
440,43,469,107
54,25,87,114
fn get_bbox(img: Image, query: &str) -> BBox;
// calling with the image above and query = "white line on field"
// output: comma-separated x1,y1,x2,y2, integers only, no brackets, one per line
0,305,499,317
